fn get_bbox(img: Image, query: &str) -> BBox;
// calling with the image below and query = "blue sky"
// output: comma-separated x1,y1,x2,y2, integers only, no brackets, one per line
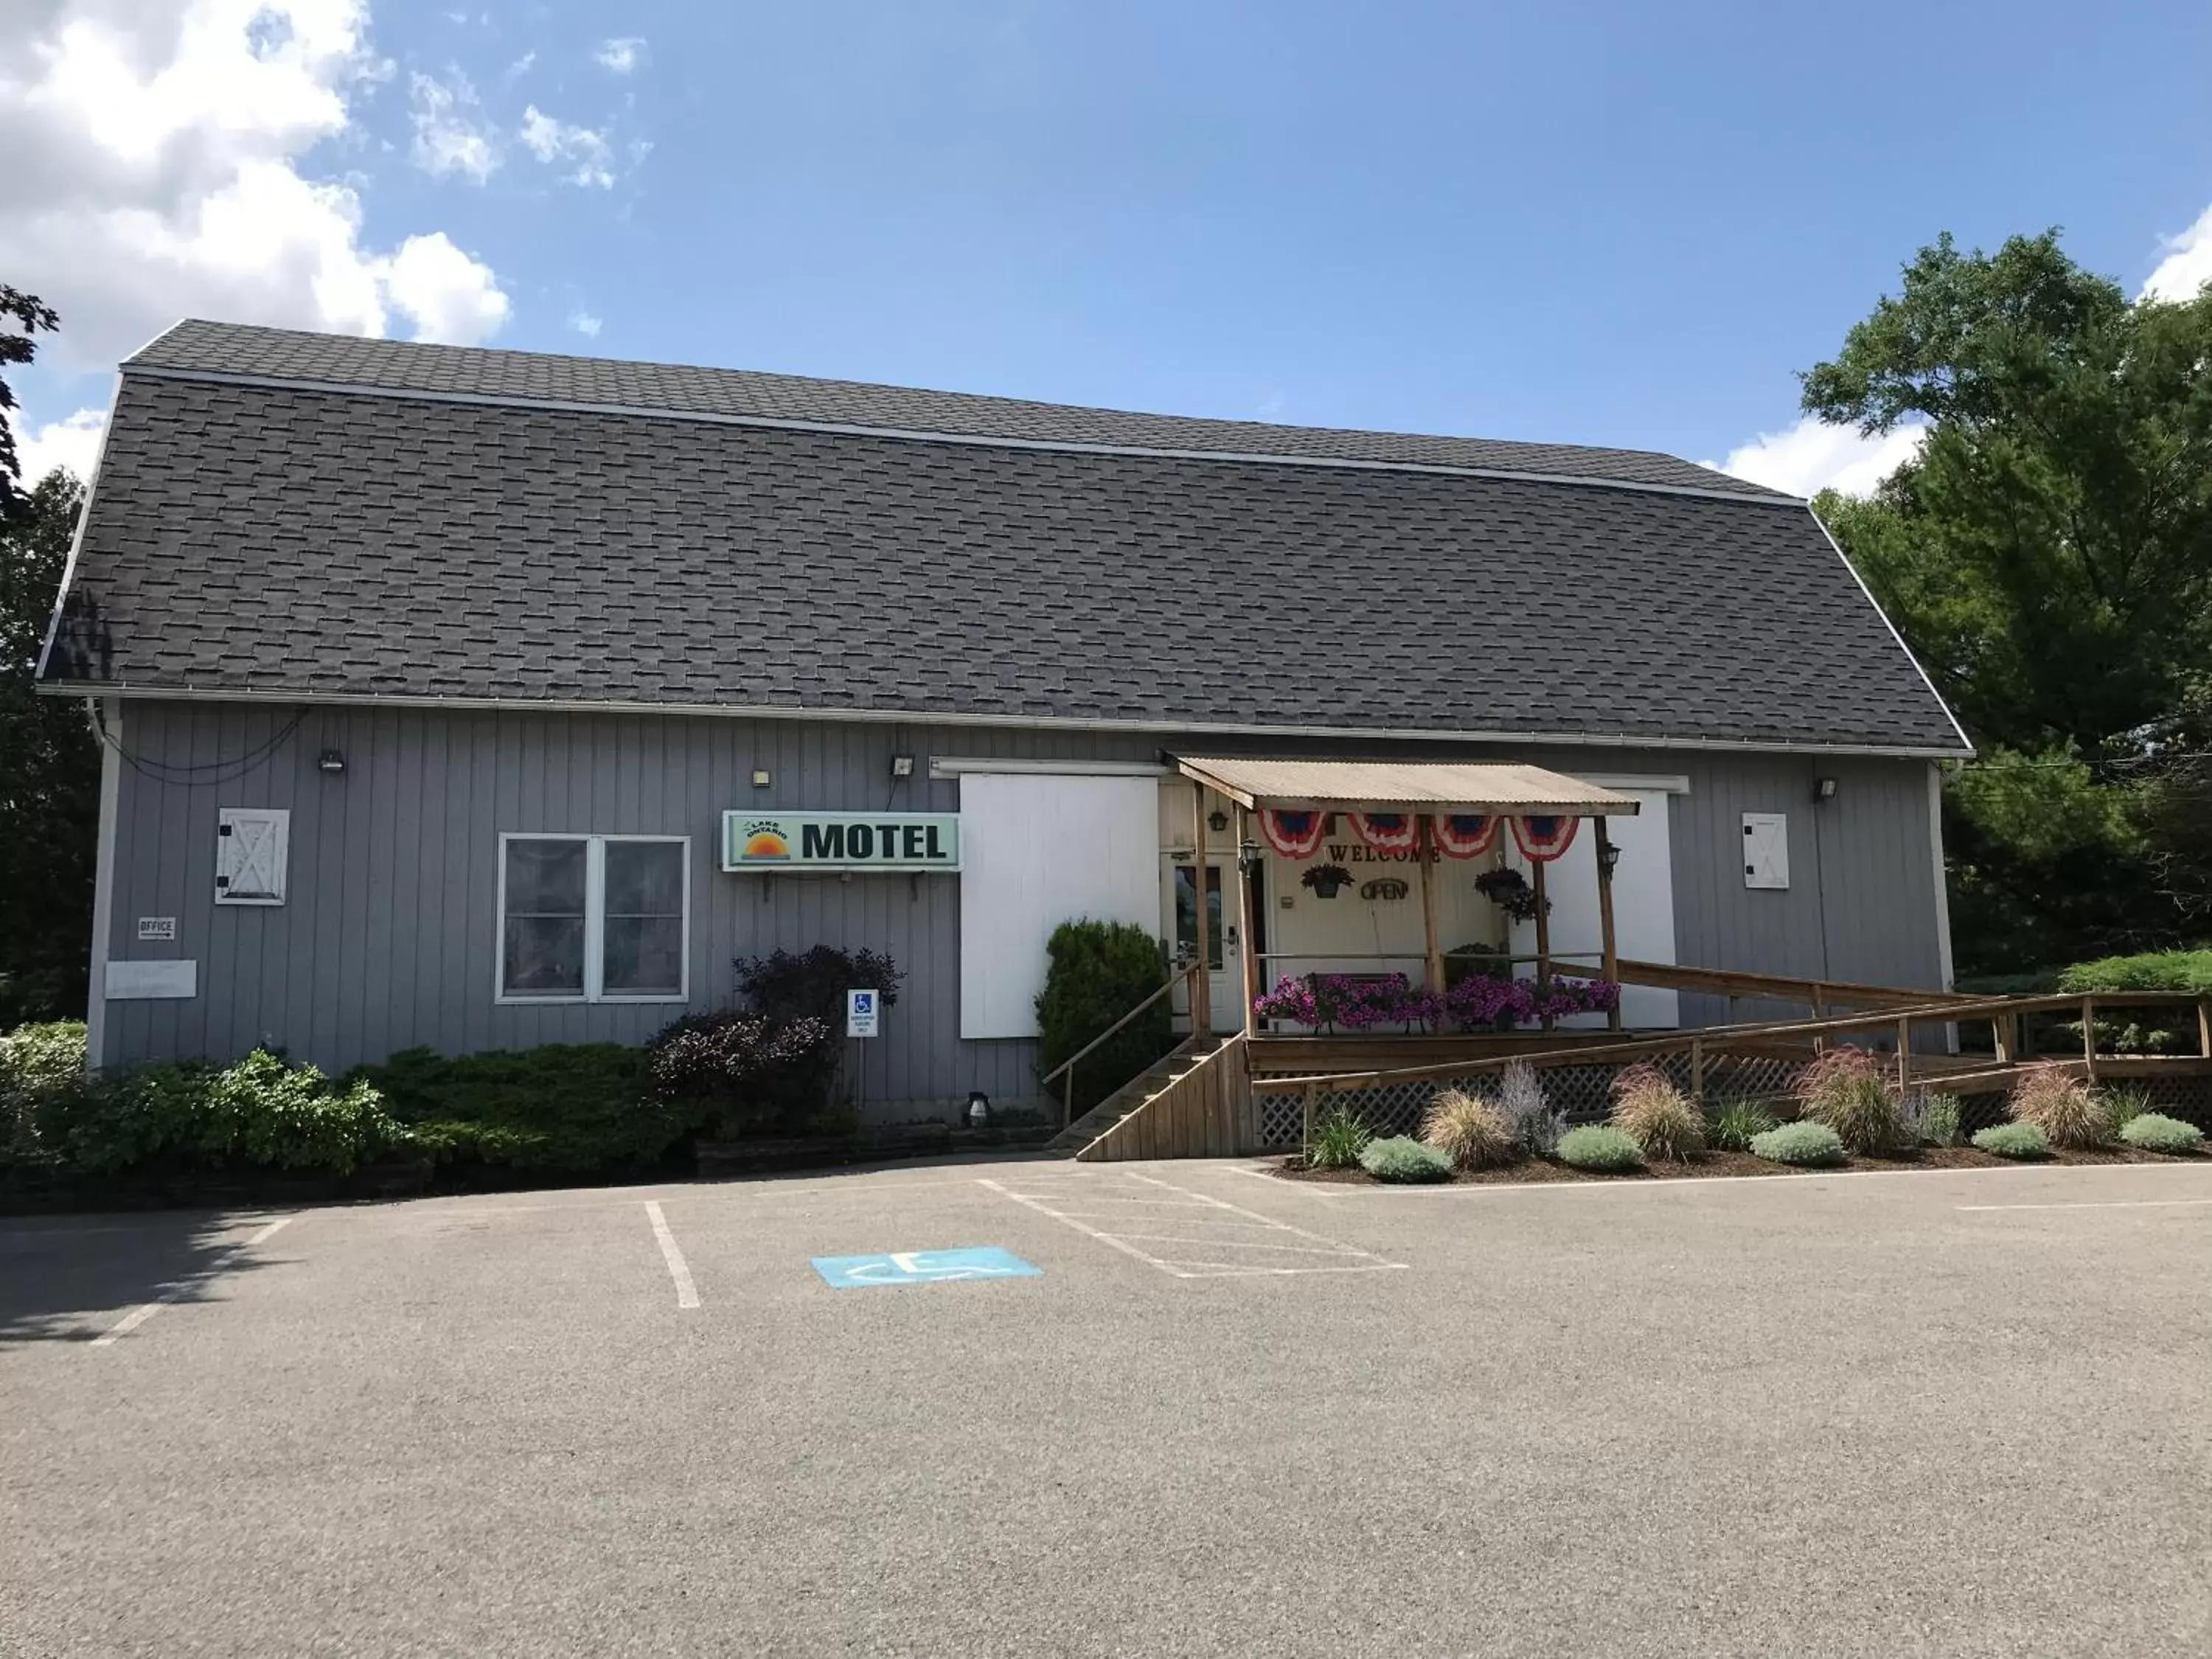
8,0,2212,495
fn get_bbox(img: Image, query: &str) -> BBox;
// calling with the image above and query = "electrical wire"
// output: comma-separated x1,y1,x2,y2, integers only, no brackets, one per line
87,702,304,787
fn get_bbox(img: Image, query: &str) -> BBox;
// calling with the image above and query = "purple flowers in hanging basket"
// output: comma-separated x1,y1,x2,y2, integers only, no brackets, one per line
1251,973,1621,1032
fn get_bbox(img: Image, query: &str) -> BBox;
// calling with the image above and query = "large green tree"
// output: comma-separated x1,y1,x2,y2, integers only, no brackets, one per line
1805,232,2212,970
1,287,98,1024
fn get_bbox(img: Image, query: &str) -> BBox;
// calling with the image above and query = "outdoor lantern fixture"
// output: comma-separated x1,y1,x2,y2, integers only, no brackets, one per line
967,1091,990,1127
889,754,915,779
1596,836,1622,878
1207,808,1230,834
316,748,346,775
1238,837,1263,872
751,768,771,789
1813,776,1839,804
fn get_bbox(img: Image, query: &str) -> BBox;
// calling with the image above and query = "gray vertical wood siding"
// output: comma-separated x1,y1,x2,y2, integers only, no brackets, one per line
95,702,1950,1109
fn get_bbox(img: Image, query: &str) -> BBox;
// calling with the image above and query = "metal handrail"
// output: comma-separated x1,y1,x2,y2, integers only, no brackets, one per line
1249,988,2210,1096
1039,963,1207,1128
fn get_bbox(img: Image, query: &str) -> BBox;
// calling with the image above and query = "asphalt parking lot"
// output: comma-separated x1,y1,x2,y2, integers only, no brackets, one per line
4,1156,2210,1658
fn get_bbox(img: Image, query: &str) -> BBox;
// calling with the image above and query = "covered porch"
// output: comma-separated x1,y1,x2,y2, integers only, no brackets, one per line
1168,754,1644,1049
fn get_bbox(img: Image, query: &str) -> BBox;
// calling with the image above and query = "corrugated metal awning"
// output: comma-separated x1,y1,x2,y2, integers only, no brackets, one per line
1169,755,1640,815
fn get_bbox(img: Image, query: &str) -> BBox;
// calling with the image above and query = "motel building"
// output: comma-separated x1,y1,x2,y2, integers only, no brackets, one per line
37,322,1971,1154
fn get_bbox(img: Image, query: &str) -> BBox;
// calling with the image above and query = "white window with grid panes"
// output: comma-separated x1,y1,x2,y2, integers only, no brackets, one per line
496,834,689,1003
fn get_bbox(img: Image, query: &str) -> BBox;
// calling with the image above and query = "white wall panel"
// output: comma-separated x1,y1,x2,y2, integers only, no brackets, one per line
1512,792,1680,1028
958,773,1161,1040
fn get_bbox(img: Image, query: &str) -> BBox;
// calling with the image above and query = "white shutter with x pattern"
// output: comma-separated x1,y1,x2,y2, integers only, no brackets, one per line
1742,812,1790,890
216,807,291,905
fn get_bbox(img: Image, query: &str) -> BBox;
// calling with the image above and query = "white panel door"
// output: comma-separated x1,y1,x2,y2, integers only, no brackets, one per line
1509,794,1679,1029
958,773,1161,1040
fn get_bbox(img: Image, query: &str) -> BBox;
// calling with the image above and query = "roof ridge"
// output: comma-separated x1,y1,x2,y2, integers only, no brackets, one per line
125,319,1797,502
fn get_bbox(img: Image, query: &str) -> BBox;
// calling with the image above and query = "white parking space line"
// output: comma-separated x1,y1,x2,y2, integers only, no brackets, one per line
90,1217,293,1348
1957,1197,2212,1213
981,1170,1406,1279
644,1201,700,1309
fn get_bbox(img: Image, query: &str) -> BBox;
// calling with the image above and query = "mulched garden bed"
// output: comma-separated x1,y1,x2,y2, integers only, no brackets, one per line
1273,1143,2208,1186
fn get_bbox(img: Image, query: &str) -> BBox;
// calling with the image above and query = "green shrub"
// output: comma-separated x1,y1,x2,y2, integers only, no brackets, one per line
1359,1135,1453,1183
2118,1113,2205,1154
1,1020,90,1166
362,1043,680,1172
1973,1122,2051,1160
1420,1087,1516,1169
1896,1091,1962,1148
2056,950,2212,995
1034,920,1174,1115
43,1048,400,1177
1795,1047,1903,1153
2006,1066,2107,1150
1307,1105,1371,1170
2098,1088,2152,1133
1749,1121,1848,1167
1557,1124,1643,1172
1608,1064,1703,1161
1704,1095,1778,1152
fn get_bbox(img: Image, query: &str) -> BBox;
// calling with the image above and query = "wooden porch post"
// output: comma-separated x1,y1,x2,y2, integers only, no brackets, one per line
1532,857,1554,1032
1417,813,1444,997
2081,995,2098,1084
1237,807,1259,1042
1190,781,1211,1035
1593,815,1621,1031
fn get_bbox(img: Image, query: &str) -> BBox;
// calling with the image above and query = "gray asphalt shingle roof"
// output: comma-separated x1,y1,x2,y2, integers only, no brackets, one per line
42,321,1967,753
128,320,1794,500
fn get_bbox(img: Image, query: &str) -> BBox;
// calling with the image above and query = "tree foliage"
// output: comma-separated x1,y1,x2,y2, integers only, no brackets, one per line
1,285,97,1023
1,470,97,1024
1804,231,2212,970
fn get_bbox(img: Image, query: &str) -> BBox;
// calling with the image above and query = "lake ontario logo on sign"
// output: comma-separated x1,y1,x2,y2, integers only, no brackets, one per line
740,821,792,861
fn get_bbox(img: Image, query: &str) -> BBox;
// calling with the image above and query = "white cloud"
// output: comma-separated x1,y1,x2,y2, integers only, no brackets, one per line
1707,417,1930,500
0,0,512,378
567,309,602,338
593,37,647,74
6,404,108,486
504,50,536,81
519,104,614,188
408,68,499,182
2141,203,2212,303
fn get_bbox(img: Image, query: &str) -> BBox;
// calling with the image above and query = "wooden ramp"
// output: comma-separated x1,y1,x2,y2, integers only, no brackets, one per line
1074,1036,1251,1162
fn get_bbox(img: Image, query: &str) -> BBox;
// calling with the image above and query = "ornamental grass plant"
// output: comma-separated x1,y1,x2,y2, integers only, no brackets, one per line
1306,1105,1371,1170
1794,1047,1903,1154
2006,1065,2108,1150
1420,1087,1517,1170
1607,1063,1704,1162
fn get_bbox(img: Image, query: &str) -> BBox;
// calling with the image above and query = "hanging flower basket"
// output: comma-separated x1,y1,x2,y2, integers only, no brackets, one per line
1301,862,1353,898
1474,866,1549,922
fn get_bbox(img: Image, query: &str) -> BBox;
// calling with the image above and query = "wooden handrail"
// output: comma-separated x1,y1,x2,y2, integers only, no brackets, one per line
1248,988,2205,1096
1040,964,1207,1128
1611,958,1969,1011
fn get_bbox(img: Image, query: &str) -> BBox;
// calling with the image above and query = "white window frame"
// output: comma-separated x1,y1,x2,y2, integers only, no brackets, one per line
495,832,691,1005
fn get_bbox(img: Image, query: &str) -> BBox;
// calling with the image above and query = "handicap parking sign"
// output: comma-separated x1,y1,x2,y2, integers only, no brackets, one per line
845,988,880,1037
812,1248,1040,1289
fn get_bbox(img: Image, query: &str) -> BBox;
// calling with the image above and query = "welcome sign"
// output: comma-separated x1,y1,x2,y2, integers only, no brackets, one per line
720,811,961,874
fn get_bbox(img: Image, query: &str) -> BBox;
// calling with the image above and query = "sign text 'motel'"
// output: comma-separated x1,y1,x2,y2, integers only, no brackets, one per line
720,811,961,874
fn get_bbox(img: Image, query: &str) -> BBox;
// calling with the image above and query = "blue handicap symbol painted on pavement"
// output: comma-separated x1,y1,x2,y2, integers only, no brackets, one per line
812,1247,1041,1289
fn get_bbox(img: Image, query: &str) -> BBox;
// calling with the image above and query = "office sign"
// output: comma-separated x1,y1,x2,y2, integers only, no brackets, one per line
721,811,960,873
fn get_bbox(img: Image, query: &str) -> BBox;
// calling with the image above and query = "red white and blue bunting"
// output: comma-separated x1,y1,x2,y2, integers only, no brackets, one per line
1349,812,1420,853
1433,813,1500,860
1258,808,1326,859
1509,814,1580,863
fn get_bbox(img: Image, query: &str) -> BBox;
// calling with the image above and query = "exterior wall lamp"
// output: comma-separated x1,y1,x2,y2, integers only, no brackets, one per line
1813,776,1839,804
316,748,346,774
751,768,771,788
1237,838,1262,872
1596,834,1621,877
1207,809,1230,833
890,754,916,778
